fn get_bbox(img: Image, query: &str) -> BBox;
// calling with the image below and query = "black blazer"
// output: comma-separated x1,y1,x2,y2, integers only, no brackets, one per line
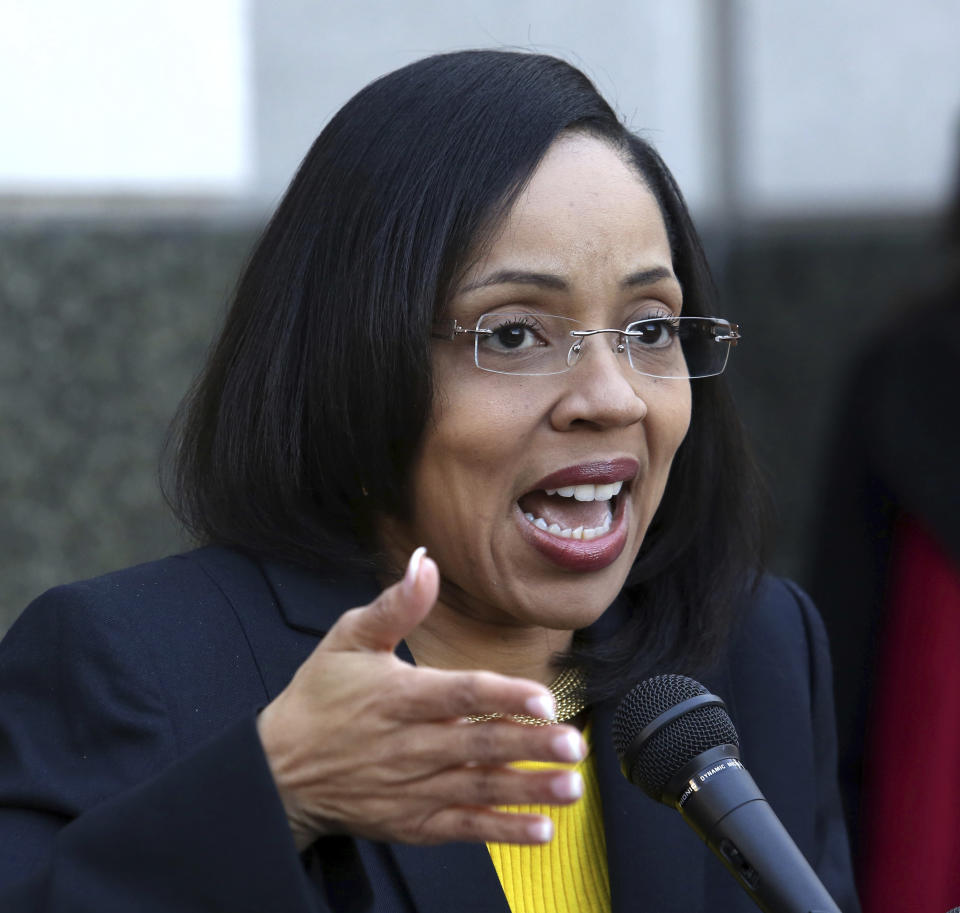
0,547,859,912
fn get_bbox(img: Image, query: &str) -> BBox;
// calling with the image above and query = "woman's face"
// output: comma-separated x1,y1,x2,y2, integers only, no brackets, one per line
382,133,691,637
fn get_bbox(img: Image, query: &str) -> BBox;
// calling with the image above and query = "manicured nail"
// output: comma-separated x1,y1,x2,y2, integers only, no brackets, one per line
525,693,556,721
528,817,553,843
552,730,586,763
404,547,427,594
551,771,583,800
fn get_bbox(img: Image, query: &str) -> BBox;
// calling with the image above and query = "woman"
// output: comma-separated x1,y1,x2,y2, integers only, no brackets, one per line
0,51,858,912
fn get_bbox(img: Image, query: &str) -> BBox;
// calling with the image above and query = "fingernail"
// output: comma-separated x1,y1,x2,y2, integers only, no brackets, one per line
552,730,586,763
551,771,583,800
524,694,556,721
528,817,553,843
404,547,427,594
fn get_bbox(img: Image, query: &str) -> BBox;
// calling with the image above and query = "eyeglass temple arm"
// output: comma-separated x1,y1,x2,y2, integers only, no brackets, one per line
715,324,741,345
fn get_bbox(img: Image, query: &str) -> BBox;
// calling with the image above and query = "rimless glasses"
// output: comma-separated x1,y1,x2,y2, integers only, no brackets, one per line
432,312,741,379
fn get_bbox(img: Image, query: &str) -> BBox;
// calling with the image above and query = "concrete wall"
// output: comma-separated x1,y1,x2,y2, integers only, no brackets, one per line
1,220,255,624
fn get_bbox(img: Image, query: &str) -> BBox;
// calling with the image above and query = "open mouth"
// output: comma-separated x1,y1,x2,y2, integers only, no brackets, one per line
517,480,623,541
513,458,638,571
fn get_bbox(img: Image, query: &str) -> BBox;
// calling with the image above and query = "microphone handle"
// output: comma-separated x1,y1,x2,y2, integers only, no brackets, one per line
671,753,841,913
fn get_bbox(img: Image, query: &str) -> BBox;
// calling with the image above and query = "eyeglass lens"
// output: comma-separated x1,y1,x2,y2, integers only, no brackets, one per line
473,313,732,378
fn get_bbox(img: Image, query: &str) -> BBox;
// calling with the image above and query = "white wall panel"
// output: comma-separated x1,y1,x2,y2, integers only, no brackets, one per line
250,0,710,211
738,0,960,214
0,0,251,193
3,0,956,215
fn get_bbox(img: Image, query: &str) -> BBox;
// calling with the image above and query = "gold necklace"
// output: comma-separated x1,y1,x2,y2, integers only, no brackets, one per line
466,667,587,726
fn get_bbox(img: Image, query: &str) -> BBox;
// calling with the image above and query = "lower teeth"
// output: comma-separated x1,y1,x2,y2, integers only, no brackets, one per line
523,512,612,540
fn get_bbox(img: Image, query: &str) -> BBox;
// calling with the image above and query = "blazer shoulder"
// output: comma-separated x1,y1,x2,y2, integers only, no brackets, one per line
2,547,275,751
11,546,258,632
720,574,834,735
734,574,828,660
742,573,819,619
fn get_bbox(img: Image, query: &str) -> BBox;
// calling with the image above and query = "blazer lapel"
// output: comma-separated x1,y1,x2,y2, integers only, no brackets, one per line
593,699,706,913
253,553,381,697
187,547,333,700
259,555,380,634
390,842,511,913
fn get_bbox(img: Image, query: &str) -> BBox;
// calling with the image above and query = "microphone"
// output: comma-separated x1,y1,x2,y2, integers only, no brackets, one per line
612,674,841,913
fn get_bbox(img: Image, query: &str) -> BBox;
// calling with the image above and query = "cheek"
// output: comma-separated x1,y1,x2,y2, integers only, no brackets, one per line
638,385,691,515
670,385,693,449
409,386,535,530
425,375,545,472
648,381,692,457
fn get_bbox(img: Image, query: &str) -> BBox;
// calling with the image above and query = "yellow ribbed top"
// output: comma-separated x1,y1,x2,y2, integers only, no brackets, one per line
486,727,610,913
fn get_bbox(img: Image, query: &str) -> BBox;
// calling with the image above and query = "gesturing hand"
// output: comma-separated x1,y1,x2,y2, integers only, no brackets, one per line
256,548,586,851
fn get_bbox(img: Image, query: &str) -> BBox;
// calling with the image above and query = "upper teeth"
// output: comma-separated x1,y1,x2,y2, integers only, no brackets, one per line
544,481,623,501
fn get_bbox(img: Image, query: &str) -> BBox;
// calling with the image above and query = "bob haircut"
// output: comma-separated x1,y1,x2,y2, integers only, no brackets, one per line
167,50,769,701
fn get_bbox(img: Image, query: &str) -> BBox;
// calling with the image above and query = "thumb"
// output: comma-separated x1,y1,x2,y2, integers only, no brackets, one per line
322,547,439,654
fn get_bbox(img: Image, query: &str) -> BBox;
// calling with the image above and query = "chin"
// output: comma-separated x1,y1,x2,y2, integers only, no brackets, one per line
504,559,636,632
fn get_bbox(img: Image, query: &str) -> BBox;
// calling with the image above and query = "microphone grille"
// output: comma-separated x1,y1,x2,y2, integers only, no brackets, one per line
612,674,740,800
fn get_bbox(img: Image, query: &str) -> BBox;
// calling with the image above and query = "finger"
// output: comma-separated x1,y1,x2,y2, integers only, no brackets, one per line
391,667,557,723
409,764,584,810
437,721,586,768
383,720,585,775
416,807,555,846
323,547,439,653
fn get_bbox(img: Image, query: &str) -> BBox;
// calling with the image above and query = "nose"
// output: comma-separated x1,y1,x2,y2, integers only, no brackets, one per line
549,335,648,431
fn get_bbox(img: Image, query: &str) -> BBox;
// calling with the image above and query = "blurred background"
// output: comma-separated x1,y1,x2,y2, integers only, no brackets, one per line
2,0,959,632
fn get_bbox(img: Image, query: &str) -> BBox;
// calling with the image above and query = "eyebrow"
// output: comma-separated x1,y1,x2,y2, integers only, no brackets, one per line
621,266,675,288
458,270,568,293
458,265,676,294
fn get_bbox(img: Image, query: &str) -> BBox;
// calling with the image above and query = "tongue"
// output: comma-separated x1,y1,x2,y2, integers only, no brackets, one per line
518,490,611,531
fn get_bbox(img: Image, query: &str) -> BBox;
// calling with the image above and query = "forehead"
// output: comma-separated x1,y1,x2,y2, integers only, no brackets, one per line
459,134,673,290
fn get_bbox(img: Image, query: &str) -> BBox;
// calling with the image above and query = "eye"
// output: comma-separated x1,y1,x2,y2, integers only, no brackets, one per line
625,316,679,348
482,315,549,353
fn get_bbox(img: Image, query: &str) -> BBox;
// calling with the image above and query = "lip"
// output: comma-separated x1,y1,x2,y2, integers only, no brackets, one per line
515,493,630,572
529,457,640,492
515,458,638,572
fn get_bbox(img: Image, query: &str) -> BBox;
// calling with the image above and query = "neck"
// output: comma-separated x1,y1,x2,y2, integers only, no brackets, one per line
403,599,575,687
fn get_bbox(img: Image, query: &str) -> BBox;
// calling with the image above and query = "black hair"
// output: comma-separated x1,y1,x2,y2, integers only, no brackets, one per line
165,50,770,701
